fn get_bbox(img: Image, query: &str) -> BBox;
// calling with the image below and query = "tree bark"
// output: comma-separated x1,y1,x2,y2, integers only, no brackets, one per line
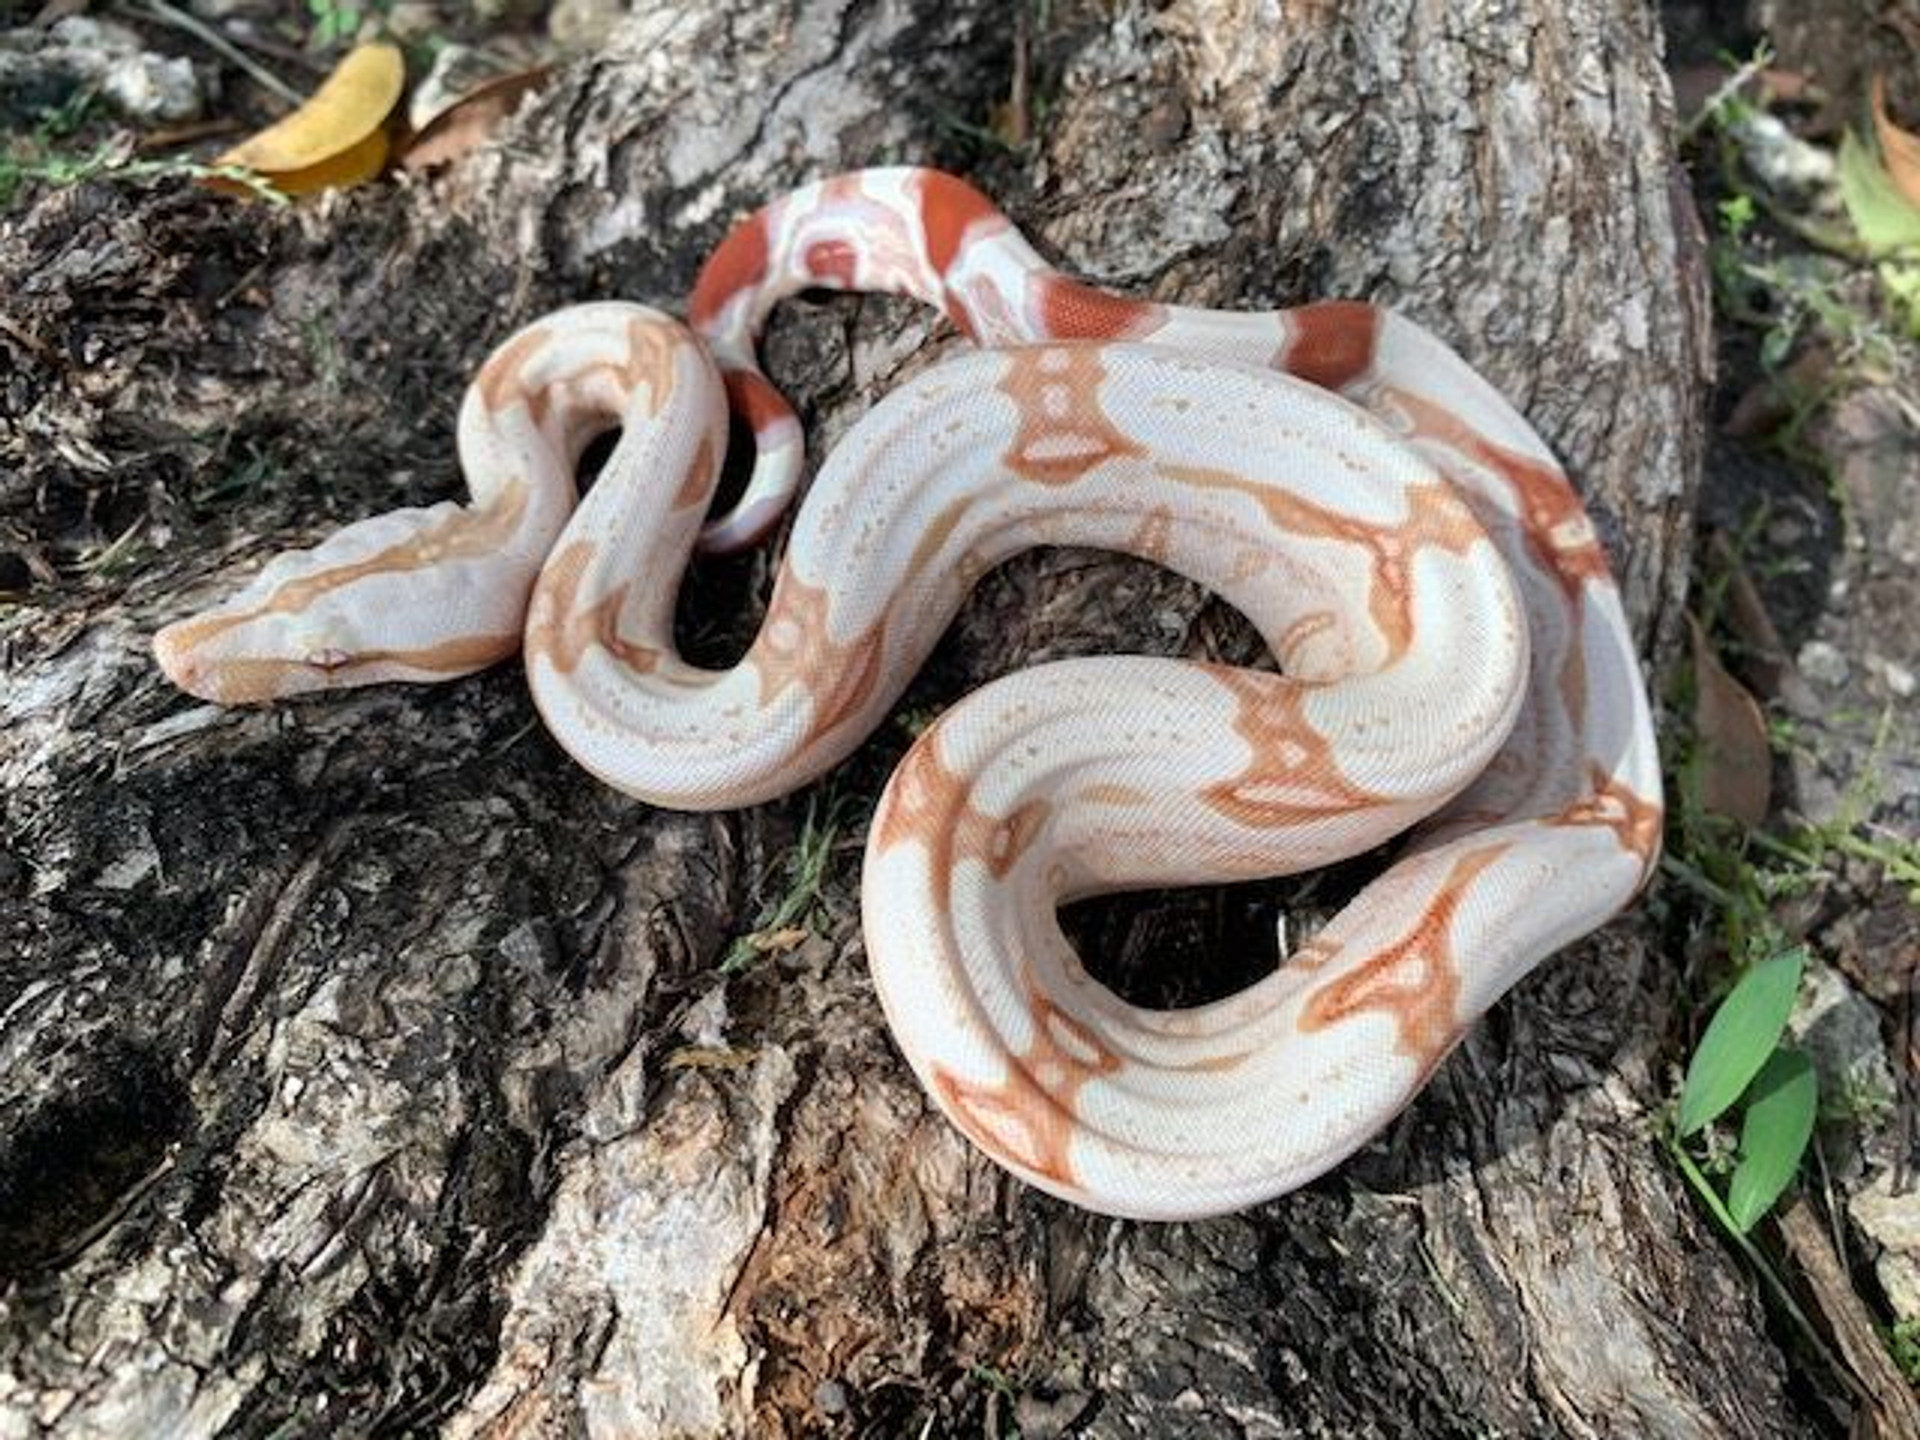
0,0,1786,1436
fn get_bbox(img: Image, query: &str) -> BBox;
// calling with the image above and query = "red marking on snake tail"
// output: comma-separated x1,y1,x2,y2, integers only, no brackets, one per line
1038,279,1168,341
689,206,772,331
931,987,1119,1189
1279,302,1380,393
1300,843,1511,1071
1551,763,1663,872
725,369,794,437
914,169,1010,276
802,237,860,288
997,347,1145,485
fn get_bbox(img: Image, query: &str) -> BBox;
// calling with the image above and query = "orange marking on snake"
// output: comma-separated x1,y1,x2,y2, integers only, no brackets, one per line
524,539,660,677
915,170,1008,276
725,370,791,436
1385,387,1616,604
907,495,975,580
1300,843,1511,1068
1168,465,1486,661
753,574,888,752
188,632,522,705
998,347,1145,485
672,433,720,511
1277,611,1338,669
1551,763,1663,865
615,313,681,416
1199,666,1383,828
476,325,554,421
1128,503,1176,564
803,238,860,288
1039,278,1169,341
932,986,1120,1189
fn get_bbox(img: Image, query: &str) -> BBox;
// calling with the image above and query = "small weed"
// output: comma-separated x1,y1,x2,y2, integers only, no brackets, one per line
0,137,285,213
721,793,848,973
307,0,388,48
1671,947,1817,1231
70,517,152,581
1888,1318,1920,1386
300,315,347,394
194,445,280,508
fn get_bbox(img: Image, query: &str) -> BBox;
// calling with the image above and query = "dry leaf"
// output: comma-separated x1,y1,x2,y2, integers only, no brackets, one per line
398,65,552,172
1707,533,1790,700
210,41,405,198
1721,342,1832,440
1872,73,1920,210
1689,615,1772,827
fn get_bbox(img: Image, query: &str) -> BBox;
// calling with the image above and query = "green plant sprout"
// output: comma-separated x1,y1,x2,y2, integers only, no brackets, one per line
721,793,848,973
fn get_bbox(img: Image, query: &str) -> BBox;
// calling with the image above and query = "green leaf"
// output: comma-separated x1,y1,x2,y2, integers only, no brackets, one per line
1679,947,1806,1135
1878,260,1920,338
1838,130,1920,255
1727,1047,1817,1232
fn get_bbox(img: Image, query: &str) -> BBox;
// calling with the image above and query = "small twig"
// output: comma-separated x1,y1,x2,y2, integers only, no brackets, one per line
136,117,245,153
1005,3,1032,148
0,310,63,368
1681,40,1775,143
1776,1194,1920,1437
130,0,303,108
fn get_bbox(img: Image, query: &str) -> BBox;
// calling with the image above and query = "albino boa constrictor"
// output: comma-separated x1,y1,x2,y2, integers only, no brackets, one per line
154,168,1662,1219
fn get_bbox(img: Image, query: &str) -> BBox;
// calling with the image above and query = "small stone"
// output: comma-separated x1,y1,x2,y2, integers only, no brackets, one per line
1869,656,1917,700
1852,1172,1920,1323
1788,961,1894,1128
1014,1390,1095,1438
1796,639,1849,688
54,18,201,123
99,51,200,124
548,0,627,52
812,1380,848,1416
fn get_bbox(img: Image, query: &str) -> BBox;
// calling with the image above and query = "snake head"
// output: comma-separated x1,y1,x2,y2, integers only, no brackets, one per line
152,500,526,705
153,593,371,705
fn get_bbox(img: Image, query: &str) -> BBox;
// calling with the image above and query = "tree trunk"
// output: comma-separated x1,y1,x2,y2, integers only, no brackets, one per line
0,0,1781,1436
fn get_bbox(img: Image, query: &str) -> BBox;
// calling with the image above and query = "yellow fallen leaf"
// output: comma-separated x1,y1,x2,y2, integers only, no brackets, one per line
211,41,404,197
1872,74,1920,210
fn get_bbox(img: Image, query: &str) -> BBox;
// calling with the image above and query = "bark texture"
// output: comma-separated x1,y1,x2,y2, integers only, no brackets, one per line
0,0,1783,1435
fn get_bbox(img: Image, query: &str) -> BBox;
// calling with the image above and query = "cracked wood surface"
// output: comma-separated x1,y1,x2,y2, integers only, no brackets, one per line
0,0,1803,1435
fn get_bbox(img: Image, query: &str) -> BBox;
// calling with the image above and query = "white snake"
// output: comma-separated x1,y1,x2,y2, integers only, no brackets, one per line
154,168,1662,1219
